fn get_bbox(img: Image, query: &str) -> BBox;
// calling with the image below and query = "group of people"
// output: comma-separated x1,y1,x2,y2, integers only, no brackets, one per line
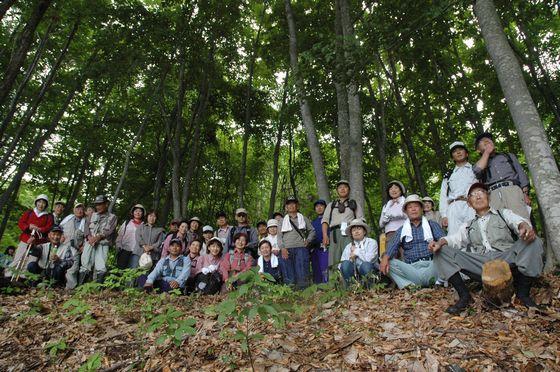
2,131,546,314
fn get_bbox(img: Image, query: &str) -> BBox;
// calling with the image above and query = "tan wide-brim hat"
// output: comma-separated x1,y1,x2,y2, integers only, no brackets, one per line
345,218,370,236
402,194,424,212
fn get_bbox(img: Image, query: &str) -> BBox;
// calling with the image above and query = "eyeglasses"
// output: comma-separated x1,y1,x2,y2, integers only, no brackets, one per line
468,190,487,198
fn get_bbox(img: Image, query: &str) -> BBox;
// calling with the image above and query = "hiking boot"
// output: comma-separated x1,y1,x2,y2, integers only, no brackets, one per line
445,294,473,315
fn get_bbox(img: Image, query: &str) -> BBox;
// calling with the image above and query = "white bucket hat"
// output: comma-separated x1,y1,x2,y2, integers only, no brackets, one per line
345,218,370,236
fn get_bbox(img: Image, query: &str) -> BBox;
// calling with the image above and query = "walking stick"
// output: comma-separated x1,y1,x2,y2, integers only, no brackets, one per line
11,230,42,282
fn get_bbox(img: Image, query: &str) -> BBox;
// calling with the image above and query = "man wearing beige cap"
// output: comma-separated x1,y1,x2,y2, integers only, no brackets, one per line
225,208,258,258
439,141,476,235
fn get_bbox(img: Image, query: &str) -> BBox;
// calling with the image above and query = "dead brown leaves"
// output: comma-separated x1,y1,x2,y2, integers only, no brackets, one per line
0,275,559,371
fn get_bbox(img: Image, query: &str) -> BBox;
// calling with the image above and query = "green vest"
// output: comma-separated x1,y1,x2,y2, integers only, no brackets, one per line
467,211,516,253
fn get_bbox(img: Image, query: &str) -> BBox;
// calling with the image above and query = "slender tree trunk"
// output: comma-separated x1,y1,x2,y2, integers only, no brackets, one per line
152,136,169,211
334,0,350,180
0,0,17,21
0,0,53,106
284,0,330,201
65,151,89,214
422,92,448,175
474,0,560,261
160,184,173,227
170,49,187,219
338,0,365,208
268,70,290,218
0,18,55,141
0,183,19,241
0,71,86,212
0,19,80,169
288,117,297,198
238,6,265,208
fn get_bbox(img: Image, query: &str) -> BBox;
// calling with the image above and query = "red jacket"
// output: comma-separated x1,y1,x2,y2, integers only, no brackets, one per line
18,209,54,244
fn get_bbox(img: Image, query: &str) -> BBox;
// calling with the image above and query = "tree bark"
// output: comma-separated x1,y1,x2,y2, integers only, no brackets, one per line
284,0,330,201
238,6,265,208
170,48,187,219
338,0,365,208
268,70,290,218
474,0,560,261
65,151,89,215
0,0,18,21
0,0,53,106
0,18,55,142
0,19,80,170
422,92,448,175
334,0,350,181
482,259,514,306
366,76,388,205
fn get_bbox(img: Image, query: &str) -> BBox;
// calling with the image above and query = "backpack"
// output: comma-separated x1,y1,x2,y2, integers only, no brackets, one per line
193,271,222,295
328,199,358,226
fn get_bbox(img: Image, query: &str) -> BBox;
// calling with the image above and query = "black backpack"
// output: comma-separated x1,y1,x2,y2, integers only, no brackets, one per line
193,271,222,295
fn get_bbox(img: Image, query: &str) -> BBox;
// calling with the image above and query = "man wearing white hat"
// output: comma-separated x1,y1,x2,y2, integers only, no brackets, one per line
380,195,445,289
59,202,86,289
439,141,477,235
225,208,258,258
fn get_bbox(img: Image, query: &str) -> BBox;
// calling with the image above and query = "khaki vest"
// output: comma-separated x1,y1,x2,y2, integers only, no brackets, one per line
467,211,516,252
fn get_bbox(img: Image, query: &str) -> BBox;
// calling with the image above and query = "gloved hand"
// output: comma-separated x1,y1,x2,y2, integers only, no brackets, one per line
201,267,210,275
207,264,218,273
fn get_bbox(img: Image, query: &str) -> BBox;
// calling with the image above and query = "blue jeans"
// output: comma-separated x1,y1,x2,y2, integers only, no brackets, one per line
340,261,378,287
128,254,140,269
137,274,173,292
388,258,437,289
279,247,309,289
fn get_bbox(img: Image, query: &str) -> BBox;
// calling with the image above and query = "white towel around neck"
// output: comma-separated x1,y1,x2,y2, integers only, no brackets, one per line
400,217,434,243
258,254,279,273
281,213,306,232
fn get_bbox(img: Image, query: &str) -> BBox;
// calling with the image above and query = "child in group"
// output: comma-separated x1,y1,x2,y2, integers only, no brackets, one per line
188,237,224,294
339,219,379,288
265,219,280,256
138,238,190,292
219,233,254,288
257,239,281,283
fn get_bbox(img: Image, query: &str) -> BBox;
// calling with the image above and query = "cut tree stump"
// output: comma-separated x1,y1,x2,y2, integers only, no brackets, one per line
482,259,514,307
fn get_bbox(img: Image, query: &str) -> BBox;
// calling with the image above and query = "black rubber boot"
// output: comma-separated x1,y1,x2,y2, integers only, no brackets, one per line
78,271,89,286
446,272,473,315
515,273,538,308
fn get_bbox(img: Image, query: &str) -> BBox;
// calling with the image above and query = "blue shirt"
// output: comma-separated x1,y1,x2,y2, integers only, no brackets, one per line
385,220,444,264
312,215,325,244
147,255,191,287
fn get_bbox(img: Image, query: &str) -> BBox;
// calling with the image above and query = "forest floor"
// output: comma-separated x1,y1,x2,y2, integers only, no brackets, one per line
0,273,559,371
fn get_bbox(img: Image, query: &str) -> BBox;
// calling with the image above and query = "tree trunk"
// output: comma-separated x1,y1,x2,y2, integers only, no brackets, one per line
0,71,86,213
338,0,365,208
0,19,79,169
65,151,89,215
0,0,17,21
170,49,187,219
422,92,448,175
238,6,265,208
334,0,350,181
474,0,560,261
0,18,55,142
268,69,290,218
0,0,53,106
152,136,169,211
482,259,514,307
284,0,330,201
0,182,19,241
288,117,297,198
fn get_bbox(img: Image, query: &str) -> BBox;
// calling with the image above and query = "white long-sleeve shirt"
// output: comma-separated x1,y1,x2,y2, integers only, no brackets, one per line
340,237,379,264
444,208,529,253
379,196,407,233
439,163,477,218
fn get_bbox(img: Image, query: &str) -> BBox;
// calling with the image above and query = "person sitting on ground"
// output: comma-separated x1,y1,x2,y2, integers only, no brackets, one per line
379,194,445,289
339,219,379,288
429,182,543,314
138,238,190,293
278,197,315,289
116,204,146,269
257,221,268,240
265,219,279,256
188,237,224,294
161,220,188,257
379,180,407,242
257,239,281,283
136,210,165,270
220,232,254,289
422,197,442,227
201,225,214,255
7,194,54,279
27,225,69,286
226,208,259,258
